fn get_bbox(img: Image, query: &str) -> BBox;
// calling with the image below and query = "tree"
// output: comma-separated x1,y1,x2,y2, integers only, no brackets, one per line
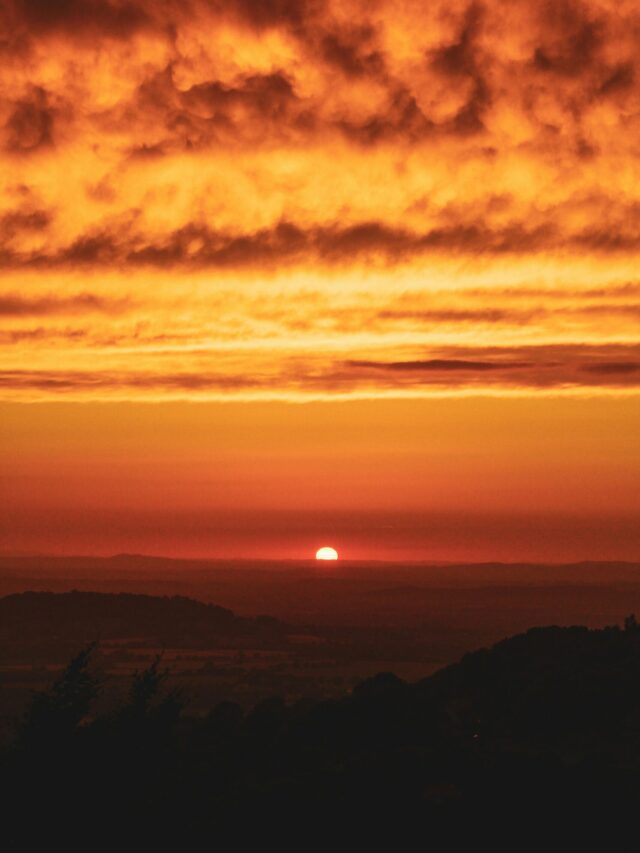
18,642,100,748
111,655,184,747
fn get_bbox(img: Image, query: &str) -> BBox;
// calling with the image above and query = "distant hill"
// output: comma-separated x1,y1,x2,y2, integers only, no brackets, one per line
0,590,285,648
1,554,640,633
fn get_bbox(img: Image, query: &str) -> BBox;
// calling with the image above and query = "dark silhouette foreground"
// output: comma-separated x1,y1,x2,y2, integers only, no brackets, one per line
3,621,640,845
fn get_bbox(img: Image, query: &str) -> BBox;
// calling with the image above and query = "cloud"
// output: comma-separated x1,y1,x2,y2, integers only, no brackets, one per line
532,0,601,78
345,358,533,372
3,86,53,152
335,345,640,392
1,0,640,401
0,293,132,316
7,0,152,39
0,368,263,394
6,216,640,270
0,220,567,269
232,0,314,30
427,1,488,134
376,308,531,325
0,326,89,343
0,206,51,235
1,345,638,400
2,0,637,153
320,27,383,78
583,362,640,375
374,302,640,328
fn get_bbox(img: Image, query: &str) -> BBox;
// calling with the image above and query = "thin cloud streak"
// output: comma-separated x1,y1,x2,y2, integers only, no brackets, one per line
0,344,638,400
0,293,133,316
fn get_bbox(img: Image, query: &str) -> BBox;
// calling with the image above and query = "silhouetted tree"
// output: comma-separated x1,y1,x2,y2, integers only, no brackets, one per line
18,641,100,748
119,655,183,728
6,623,640,844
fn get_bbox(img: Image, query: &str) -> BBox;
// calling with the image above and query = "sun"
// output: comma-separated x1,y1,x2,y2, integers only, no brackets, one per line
315,546,338,561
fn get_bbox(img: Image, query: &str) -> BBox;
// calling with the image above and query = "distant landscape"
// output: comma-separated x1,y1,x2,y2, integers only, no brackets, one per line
2,554,640,732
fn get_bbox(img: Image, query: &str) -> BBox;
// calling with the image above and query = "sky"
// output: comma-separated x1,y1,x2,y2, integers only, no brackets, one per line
0,0,639,560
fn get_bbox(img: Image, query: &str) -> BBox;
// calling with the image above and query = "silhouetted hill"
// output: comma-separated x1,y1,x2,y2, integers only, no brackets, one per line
0,591,285,648
419,622,640,749
258,621,640,768
4,620,640,843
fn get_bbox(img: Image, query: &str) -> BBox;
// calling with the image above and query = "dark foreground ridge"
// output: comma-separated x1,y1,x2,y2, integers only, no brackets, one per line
3,618,640,844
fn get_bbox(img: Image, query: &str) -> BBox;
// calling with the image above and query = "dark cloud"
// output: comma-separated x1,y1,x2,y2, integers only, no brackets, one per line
345,358,533,372
125,221,307,267
4,0,320,43
0,369,258,393
0,327,89,343
320,25,384,78
377,309,526,324
2,344,639,395
598,63,635,97
3,0,323,53
533,0,601,77
573,227,640,252
578,303,640,319
0,293,132,316
0,207,51,235
460,283,640,301
123,66,309,151
375,302,640,327
231,0,315,30
0,219,565,269
335,345,640,390
182,72,298,124
583,362,640,375
335,87,432,145
10,214,640,269
4,87,53,152
5,0,640,138
4,0,634,158
429,2,488,134
9,0,151,38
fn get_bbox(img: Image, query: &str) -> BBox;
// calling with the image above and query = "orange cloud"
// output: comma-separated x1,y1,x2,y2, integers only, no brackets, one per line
0,0,639,400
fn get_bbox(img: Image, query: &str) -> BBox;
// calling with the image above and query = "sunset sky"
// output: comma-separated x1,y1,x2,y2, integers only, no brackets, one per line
1,0,638,560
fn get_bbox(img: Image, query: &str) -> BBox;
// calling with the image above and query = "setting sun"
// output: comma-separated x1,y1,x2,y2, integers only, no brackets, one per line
316,547,339,561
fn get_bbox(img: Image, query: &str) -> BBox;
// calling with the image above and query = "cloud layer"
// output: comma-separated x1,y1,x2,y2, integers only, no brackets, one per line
1,0,639,399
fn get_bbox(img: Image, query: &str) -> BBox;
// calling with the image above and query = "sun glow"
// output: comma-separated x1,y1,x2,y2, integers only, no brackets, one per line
315,547,339,561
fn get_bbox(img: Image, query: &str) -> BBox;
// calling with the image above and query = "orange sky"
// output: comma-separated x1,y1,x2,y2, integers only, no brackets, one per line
0,0,638,559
